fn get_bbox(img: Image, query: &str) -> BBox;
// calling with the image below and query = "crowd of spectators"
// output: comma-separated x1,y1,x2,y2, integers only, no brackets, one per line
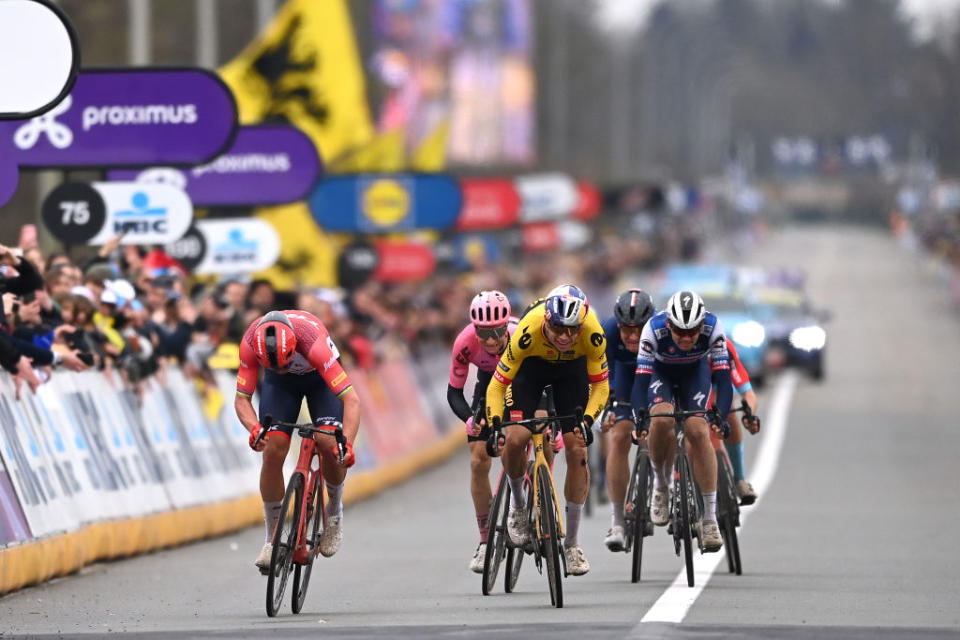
890,191,960,312
0,199,719,401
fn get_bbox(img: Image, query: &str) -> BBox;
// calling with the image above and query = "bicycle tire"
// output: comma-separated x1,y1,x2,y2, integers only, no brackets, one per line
676,454,695,588
538,465,563,608
292,475,323,613
715,451,742,575
266,472,304,617
482,472,510,595
504,544,524,592
629,449,652,583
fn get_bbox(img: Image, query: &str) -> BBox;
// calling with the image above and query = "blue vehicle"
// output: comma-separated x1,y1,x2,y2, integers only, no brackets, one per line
749,288,829,381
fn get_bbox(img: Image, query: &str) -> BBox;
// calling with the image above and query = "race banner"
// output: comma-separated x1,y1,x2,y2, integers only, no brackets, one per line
455,178,520,231
107,125,320,206
0,68,237,169
372,240,435,282
309,173,462,232
571,181,602,221
86,182,193,246
191,218,281,275
515,172,578,223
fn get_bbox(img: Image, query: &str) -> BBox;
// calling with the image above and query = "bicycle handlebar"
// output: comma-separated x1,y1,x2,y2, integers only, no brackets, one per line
255,414,348,463
485,407,586,457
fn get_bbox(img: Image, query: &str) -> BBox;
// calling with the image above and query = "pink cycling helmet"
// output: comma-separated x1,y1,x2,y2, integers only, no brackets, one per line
469,290,511,327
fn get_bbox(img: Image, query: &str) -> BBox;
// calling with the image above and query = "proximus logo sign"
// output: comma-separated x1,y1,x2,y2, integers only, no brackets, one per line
81,103,198,131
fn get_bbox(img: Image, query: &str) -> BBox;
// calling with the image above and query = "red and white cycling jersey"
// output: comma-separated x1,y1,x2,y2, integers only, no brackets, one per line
236,310,353,399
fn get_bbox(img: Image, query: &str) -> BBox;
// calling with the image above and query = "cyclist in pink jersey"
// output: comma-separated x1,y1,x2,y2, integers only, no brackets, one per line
447,290,519,573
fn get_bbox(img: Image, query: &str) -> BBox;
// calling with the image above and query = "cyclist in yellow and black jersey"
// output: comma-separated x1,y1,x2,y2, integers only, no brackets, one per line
486,285,609,576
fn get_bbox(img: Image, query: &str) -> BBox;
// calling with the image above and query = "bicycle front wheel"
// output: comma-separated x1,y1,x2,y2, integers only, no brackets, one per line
482,472,510,595
266,472,304,617
629,449,652,584
292,475,323,613
676,454,695,588
537,465,563,608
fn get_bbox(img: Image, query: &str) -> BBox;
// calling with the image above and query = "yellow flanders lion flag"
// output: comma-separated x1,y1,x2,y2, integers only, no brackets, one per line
220,0,374,161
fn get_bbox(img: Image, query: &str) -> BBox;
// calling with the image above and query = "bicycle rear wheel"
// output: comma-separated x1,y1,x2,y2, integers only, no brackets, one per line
716,451,742,575
676,454,695,588
629,449,652,583
292,475,323,613
482,472,510,595
537,465,563,608
504,544,524,592
266,472,304,617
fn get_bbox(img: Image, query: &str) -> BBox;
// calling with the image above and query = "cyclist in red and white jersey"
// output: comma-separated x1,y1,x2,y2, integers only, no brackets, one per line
235,310,361,572
447,290,517,573
720,340,760,503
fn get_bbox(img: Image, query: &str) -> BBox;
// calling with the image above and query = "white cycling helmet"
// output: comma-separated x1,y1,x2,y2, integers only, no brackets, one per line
666,290,706,330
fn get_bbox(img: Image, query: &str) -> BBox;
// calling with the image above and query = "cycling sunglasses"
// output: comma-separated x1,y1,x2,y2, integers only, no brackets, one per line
619,324,644,335
476,325,508,340
668,321,703,339
547,323,582,337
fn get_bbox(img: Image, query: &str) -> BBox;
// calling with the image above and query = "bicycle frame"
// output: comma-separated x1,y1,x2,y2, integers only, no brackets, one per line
258,420,347,565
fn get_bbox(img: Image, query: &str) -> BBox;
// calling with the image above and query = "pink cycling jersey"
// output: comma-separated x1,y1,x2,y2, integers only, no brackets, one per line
448,317,519,389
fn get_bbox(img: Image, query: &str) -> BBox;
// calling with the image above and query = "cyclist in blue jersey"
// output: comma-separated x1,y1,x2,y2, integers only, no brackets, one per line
599,288,655,551
630,290,732,552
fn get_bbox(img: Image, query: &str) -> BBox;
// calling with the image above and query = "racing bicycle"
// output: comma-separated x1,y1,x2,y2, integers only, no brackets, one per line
487,409,583,608
254,416,347,617
642,404,729,588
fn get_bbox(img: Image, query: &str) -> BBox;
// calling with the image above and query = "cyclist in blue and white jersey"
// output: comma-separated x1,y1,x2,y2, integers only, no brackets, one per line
599,288,656,551
630,290,732,552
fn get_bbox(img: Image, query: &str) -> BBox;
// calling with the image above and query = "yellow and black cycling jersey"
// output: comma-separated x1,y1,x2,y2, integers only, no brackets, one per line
485,302,609,424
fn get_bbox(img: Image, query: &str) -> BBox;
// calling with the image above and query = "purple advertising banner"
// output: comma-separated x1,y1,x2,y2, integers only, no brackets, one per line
107,125,320,206
0,151,17,206
0,68,237,169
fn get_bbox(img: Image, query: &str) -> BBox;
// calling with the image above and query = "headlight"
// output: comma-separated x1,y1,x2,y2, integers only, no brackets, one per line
788,326,826,351
731,321,765,348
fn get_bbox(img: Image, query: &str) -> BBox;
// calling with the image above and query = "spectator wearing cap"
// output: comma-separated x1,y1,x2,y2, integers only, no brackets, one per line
94,289,127,354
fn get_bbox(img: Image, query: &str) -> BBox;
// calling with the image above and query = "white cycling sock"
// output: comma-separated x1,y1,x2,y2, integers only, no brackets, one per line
652,460,670,490
263,501,282,543
702,491,717,522
508,474,526,510
325,480,344,518
611,501,625,529
564,502,584,549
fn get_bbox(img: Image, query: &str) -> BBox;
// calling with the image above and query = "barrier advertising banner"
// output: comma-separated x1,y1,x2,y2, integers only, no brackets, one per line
309,173,462,232
0,68,237,169
455,178,520,230
107,125,320,206
190,218,281,275
515,172,578,223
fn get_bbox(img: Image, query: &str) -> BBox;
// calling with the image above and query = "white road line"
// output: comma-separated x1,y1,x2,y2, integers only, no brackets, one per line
636,370,799,625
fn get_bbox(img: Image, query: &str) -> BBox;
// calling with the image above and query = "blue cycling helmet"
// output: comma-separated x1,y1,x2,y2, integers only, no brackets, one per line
544,284,589,327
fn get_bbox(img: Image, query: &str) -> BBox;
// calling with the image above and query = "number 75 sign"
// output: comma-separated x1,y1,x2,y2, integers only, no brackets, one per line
42,181,192,246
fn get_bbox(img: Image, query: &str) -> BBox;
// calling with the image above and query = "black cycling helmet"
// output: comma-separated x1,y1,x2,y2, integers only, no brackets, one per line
614,288,655,327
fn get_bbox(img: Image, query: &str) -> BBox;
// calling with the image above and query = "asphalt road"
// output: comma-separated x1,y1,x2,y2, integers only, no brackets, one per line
2,225,959,639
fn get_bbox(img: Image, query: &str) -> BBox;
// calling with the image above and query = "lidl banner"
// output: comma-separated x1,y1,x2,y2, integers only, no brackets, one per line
456,178,520,231
309,174,462,232
107,125,320,206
